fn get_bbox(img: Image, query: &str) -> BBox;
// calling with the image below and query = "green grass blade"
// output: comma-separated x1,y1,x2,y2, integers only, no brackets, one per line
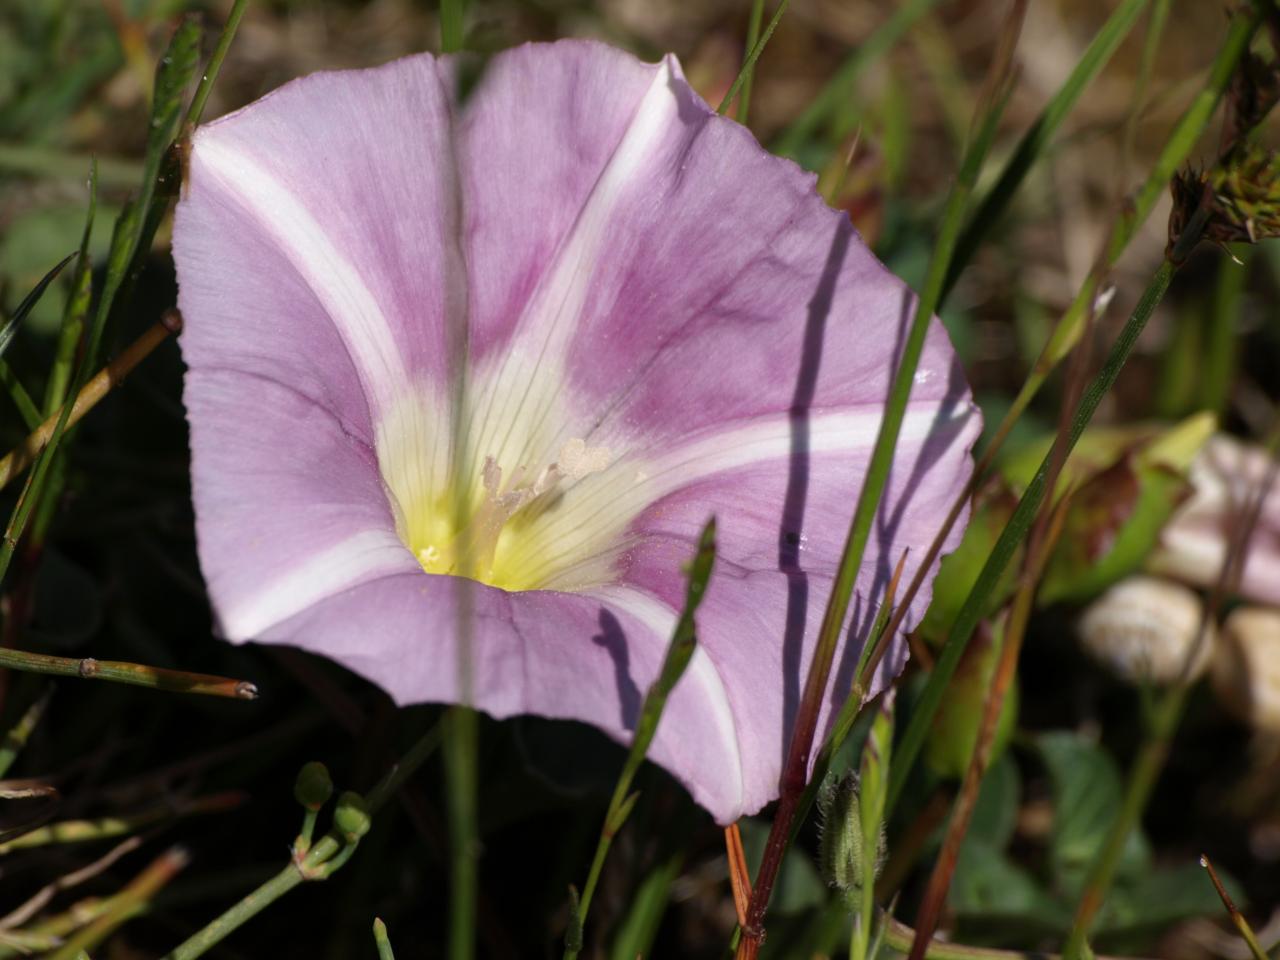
565,519,717,960
0,19,203,584
45,159,97,416
773,0,944,156
0,251,75,357
718,0,791,116
735,0,768,124
0,360,41,430
185,0,251,128
942,0,1151,300
887,259,1180,815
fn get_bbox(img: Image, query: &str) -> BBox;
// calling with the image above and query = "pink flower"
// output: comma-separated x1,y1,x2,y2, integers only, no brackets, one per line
1151,434,1280,604
172,40,978,823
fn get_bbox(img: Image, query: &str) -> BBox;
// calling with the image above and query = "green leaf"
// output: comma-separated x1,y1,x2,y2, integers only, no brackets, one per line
1037,732,1150,898
1097,861,1247,937
949,840,1070,932
0,250,74,354
607,853,682,960
965,752,1020,851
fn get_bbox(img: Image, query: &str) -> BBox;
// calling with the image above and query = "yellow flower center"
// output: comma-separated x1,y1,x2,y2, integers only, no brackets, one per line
390,431,616,592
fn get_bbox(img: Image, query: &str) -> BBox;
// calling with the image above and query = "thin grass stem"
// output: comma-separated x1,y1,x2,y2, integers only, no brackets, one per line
0,314,179,492
735,9,1026,954
736,0,767,124
718,0,791,116
184,0,250,128
1201,854,1269,960
942,0,1151,300
564,520,716,959
163,722,442,960
774,0,944,156
0,647,256,700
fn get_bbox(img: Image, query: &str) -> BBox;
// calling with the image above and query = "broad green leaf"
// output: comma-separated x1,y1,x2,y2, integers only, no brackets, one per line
949,840,1070,932
1036,732,1150,898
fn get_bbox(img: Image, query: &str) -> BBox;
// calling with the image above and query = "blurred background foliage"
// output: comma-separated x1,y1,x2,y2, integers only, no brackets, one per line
0,0,1279,958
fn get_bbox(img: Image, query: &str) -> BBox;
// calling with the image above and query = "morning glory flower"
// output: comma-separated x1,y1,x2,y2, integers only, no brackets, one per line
172,40,978,824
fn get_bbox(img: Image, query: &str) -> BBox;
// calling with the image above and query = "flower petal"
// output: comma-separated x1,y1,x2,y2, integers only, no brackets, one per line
183,369,418,639
177,54,467,417
257,573,748,820
174,39,980,824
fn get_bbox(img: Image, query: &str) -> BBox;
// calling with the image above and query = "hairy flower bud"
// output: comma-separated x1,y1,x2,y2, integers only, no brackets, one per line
817,773,884,900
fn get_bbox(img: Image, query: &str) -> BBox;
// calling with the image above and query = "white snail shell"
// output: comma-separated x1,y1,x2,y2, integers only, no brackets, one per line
1213,606,1280,733
1077,576,1213,685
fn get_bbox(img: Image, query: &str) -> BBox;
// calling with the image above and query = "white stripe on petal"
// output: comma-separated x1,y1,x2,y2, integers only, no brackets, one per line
219,529,418,639
468,58,682,473
589,584,745,814
194,134,410,415
641,401,970,489
502,399,974,587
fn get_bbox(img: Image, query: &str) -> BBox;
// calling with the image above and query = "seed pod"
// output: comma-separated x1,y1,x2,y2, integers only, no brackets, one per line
1077,576,1213,685
294,761,333,811
333,791,372,841
1213,606,1280,732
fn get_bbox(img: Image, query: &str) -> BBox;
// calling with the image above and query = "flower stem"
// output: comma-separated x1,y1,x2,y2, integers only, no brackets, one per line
889,252,1179,815
564,520,716,959
444,705,478,960
736,8,1026,952
0,647,255,700
1060,687,1184,959
1062,392,1278,958
163,722,442,960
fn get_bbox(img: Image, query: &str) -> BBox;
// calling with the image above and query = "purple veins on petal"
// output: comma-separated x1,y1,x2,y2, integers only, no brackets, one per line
172,39,980,824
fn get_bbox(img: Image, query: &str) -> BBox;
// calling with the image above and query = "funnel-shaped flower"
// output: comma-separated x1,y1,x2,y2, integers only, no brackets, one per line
173,40,978,823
